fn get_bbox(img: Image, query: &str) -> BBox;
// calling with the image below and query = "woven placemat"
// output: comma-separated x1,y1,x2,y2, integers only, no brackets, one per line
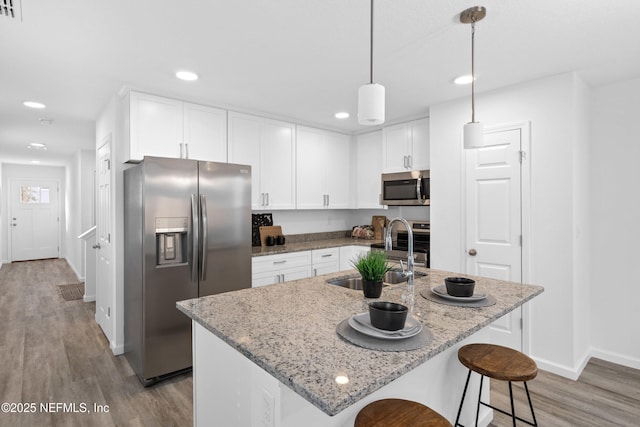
420,288,497,308
58,282,85,301
336,319,432,352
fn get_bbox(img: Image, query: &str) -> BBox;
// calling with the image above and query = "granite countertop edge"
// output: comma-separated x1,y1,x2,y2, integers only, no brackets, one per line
177,269,544,416
251,237,379,257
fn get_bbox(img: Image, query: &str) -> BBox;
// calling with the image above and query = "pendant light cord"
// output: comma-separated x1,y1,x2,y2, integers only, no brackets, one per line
471,19,476,122
369,0,374,84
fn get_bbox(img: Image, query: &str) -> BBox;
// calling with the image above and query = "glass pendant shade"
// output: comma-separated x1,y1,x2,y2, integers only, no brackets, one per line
358,83,385,125
463,121,484,149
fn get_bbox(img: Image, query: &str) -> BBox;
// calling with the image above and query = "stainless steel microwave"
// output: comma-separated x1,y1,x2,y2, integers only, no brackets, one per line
380,170,430,206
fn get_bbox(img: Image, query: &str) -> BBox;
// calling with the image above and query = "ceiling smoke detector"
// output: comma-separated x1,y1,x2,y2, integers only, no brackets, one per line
2,0,23,21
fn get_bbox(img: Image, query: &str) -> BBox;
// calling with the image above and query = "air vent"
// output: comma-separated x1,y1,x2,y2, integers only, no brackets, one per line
2,0,22,20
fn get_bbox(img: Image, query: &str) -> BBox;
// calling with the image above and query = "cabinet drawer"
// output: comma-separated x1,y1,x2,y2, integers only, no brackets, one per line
311,247,339,264
252,251,311,274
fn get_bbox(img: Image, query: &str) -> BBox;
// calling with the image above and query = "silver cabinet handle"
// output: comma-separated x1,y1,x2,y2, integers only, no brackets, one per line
321,254,332,258
273,260,287,265
313,268,317,276
185,143,189,159
468,249,477,256
265,193,269,206
326,194,329,206
403,155,408,168
408,155,413,169
92,244,101,249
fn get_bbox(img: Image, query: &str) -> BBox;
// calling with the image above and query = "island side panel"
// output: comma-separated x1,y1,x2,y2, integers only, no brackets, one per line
193,321,493,427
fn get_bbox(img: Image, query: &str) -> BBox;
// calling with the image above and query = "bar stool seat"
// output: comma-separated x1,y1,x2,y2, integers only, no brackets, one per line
455,343,538,427
355,398,452,427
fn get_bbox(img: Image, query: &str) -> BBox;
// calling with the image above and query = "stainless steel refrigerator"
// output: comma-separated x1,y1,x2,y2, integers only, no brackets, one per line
124,156,251,385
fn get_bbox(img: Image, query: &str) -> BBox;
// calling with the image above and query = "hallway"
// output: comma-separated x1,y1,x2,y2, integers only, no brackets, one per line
0,259,192,427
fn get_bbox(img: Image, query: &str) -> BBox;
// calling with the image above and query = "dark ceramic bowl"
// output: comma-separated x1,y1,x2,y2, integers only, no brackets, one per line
444,277,476,297
369,301,408,331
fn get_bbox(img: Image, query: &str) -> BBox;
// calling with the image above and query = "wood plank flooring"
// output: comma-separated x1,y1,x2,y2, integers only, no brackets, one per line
1,259,638,426
0,259,192,427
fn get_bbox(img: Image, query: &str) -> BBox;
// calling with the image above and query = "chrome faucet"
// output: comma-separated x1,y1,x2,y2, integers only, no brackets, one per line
385,217,415,312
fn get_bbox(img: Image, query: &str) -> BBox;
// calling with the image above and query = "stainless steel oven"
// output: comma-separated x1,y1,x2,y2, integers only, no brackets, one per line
380,170,430,206
371,220,430,267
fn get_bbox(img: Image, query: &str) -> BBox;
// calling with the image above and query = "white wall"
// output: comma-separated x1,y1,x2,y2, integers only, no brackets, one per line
430,72,591,377
590,77,640,368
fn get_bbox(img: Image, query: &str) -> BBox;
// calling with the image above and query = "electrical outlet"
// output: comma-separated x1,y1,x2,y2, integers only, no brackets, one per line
261,389,275,427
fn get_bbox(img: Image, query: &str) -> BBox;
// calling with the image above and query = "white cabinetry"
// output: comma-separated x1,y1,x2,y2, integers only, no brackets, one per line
125,91,227,162
311,248,340,276
296,126,352,209
356,130,384,208
252,251,312,287
339,245,371,271
228,112,296,210
382,118,430,173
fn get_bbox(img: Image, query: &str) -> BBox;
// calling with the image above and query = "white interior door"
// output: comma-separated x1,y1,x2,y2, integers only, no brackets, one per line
96,139,113,343
465,126,523,350
9,178,60,261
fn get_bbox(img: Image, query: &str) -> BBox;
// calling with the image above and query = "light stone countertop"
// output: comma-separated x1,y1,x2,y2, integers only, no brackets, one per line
251,237,379,257
176,268,544,416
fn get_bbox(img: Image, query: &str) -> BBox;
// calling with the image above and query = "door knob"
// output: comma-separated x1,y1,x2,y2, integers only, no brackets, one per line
92,244,102,249
468,248,477,256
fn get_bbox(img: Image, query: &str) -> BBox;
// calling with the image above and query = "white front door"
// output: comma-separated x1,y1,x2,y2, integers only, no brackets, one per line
465,124,526,351
9,178,60,261
96,138,113,343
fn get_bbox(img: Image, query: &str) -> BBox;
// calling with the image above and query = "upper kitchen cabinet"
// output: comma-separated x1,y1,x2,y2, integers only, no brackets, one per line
296,126,352,209
355,130,384,209
228,111,296,210
382,118,430,173
124,91,227,163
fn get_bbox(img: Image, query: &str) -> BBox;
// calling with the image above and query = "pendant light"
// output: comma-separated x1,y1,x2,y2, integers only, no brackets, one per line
358,0,385,125
460,6,486,148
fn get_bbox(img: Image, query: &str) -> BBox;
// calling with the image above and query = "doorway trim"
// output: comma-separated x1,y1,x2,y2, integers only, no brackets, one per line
462,120,532,353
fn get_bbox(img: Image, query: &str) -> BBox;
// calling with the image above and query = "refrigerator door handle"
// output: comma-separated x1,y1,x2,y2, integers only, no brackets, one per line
200,193,208,281
190,194,199,283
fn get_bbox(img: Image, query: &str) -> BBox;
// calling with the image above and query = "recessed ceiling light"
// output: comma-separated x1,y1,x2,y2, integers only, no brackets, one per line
453,74,474,85
23,101,46,109
176,71,199,81
39,118,54,125
31,160,41,164
334,112,350,119
28,142,47,149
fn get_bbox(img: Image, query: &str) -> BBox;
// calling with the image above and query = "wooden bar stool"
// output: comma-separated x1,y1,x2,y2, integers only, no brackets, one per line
454,343,538,427
355,398,452,427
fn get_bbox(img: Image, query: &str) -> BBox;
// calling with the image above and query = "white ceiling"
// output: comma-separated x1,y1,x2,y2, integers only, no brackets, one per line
2,0,639,166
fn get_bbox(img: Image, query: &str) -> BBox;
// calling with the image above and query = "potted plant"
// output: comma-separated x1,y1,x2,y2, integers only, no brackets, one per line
351,250,392,298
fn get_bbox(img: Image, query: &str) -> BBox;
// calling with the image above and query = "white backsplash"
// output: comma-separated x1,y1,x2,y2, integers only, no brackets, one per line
260,207,430,235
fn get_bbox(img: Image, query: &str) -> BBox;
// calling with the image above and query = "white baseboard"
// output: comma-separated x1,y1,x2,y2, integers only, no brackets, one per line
533,356,585,381
590,347,640,370
111,343,125,356
64,256,83,282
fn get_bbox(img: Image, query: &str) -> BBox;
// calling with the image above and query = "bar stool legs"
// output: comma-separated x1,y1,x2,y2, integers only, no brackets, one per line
454,343,538,427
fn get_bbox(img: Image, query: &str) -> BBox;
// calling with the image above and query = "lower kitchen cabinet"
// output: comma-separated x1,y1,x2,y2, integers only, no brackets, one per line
252,251,312,287
339,245,371,271
311,248,340,276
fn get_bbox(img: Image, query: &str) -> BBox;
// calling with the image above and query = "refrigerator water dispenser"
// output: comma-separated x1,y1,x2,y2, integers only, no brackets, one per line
155,217,187,266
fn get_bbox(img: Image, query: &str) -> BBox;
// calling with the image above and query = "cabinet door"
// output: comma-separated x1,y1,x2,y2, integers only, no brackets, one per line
339,245,371,271
261,119,296,210
408,118,430,170
129,92,183,161
382,123,409,173
228,112,263,209
282,266,313,282
296,126,326,209
183,103,227,162
324,132,352,209
356,131,384,208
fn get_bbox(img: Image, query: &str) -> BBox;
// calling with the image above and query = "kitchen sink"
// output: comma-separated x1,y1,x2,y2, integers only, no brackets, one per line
327,269,427,289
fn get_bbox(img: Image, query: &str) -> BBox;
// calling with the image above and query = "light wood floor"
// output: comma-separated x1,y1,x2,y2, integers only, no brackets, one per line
1,259,638,427
0,259,192,427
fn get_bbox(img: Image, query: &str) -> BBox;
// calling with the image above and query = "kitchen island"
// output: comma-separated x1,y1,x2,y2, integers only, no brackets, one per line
177,268,543,427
